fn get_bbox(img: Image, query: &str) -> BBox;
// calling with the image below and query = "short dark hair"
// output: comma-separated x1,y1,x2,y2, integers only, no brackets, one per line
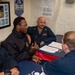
13,16,25,29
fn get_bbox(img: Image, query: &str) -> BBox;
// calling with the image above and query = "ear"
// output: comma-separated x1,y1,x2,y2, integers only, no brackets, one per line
16,25,20,29
36,21,38,24
62,44,68,51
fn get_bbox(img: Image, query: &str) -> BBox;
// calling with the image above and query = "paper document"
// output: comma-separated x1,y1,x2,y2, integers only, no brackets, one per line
48,42,62,49
39,45,59,53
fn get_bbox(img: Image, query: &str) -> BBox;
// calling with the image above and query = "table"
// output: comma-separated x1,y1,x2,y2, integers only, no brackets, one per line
39,49,65,57
36,35,65,62
36,48,65,62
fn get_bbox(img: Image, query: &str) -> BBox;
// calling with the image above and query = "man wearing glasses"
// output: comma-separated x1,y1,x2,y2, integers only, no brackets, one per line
1,17,42,75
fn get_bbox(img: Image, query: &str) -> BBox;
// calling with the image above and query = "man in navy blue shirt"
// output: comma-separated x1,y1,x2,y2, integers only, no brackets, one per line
43,31,75,75
27,16,56,47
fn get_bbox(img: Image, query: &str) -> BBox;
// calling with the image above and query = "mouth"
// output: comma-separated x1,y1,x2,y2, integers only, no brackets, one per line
41,25,44,28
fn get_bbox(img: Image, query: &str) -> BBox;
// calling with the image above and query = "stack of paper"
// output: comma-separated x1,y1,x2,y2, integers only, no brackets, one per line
39,42,62,53
48,42,62,49
39,45,59,53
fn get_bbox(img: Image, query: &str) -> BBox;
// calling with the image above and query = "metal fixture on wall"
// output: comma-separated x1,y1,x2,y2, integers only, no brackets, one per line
66,0,75,4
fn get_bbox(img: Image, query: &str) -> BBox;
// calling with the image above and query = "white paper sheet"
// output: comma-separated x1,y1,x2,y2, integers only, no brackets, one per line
39,45,59,53
48,42,62,49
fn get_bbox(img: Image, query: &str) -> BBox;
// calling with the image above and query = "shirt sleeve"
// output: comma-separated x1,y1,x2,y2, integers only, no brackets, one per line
1,41,33,62
43,27,56,44
0,47,18,71
43,59,62,75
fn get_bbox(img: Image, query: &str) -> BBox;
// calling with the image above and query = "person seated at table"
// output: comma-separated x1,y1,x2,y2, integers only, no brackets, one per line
0,46,19,75
27,16,56,47
43,31,75,75
1,16,41,63
1,16,42,75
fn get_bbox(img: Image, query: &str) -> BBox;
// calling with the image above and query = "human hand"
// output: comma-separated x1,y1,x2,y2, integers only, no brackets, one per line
26,34,31,44
40,41,44,46
10,68,19,75
30,42,39,53
32,55,41,64
32,42,39,50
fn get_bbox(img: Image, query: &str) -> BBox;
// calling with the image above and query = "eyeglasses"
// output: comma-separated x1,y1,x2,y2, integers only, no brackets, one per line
19,24,28,27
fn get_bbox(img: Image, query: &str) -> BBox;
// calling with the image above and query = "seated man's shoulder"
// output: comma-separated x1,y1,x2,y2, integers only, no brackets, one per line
6,33,17,42
28,26,37,31
3,33,14,42
43,26,50,30
45,26,51,29
1,35,15,48
43,26,52,32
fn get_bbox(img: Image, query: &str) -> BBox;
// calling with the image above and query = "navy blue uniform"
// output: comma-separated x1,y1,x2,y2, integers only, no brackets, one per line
0,47,18,72
27,26,56,46
43,50,75,75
